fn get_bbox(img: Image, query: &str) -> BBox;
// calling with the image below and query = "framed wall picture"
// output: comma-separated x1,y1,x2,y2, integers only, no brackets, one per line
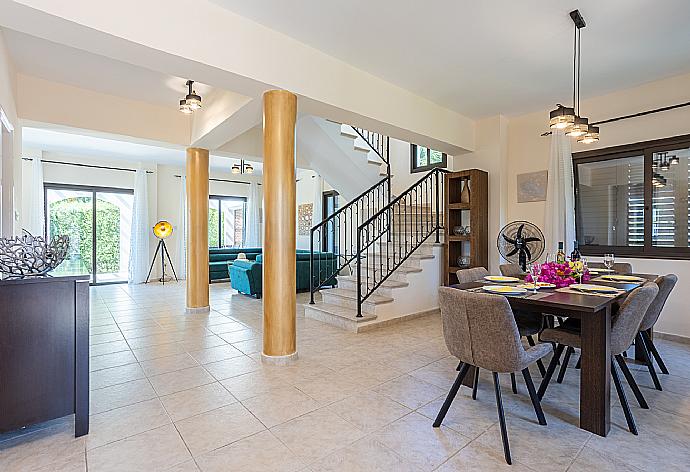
297,203,313,235
517,170,548,203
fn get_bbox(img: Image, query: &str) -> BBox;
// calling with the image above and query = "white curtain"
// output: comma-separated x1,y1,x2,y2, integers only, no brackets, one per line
244,182,262,247
544,130,576,255
312,174,323,227
128,168,150,284
177,175,187,279
29,155,45,236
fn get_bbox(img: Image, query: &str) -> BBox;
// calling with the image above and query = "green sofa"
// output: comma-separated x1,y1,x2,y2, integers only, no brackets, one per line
209,247,262,281
229,249,338,298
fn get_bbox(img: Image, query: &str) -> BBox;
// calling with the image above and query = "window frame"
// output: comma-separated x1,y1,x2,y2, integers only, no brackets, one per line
410,144,447,173
208,194,247,248
573,134,690,260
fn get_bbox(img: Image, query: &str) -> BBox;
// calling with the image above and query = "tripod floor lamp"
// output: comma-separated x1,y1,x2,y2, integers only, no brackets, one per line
145,220,178,284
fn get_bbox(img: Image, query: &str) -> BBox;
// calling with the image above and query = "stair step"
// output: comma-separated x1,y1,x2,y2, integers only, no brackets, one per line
336,275,408,291
340,125,359,138
359,263,423,274
304,302,377,331
320,287,393,315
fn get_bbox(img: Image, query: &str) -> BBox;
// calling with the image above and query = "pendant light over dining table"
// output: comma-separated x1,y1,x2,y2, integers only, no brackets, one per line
179,80,202,114
548,10,599,144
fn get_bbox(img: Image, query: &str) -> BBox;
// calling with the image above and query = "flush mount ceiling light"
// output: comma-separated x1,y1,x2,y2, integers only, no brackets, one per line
179,80,202,114
549,10,599,143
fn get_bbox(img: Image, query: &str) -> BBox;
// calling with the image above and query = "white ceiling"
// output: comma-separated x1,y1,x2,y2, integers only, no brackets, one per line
212,0,690,118
22,127,263,173
2,29,212,110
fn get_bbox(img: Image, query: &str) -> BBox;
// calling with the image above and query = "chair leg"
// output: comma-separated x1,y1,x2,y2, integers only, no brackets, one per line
611,359,638,435
637,333,663,391
526,336,547,377
492,372,512,465
472,367,480,400
557,346,574,384
510,373,518,394
575,356,581,369
641,330,669,375
456,361,463,371
433,363,470,427
538,344,564,400
522,368,547,426
614,354,649,409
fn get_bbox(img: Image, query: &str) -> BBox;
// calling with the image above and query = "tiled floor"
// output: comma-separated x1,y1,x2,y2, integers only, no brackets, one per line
1,281,690,471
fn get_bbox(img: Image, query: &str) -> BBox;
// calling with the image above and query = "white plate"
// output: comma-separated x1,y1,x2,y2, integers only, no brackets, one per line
600,275,645,283
484,275,520,283
588,268,615,274
482,285,528,295
570,284,620,294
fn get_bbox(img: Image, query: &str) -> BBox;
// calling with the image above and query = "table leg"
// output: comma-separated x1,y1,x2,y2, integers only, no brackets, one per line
462,365,477,388
579,306,611,436
635,327,653,362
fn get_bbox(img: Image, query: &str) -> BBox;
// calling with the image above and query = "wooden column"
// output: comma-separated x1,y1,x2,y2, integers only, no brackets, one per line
185,147,210,313
262,90,297,363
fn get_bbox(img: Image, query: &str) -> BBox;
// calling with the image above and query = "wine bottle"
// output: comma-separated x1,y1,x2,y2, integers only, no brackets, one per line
556,242,566,264
570,241,581,262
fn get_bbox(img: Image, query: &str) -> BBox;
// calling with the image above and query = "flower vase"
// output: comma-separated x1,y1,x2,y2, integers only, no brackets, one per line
460,180,471,204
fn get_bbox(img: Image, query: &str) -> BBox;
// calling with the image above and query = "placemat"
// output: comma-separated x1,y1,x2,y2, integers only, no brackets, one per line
555,287,624,298
590,276,644,285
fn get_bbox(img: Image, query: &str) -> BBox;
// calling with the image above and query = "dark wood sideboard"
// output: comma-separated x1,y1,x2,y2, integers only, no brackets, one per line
0,274,90,437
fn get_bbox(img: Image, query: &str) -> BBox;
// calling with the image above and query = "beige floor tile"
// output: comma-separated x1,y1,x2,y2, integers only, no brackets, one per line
35,452,87,472
160,382,237,421
87,425,191,472
270,409,366,463
89,350,138,372
220,371,292,401
568,446,643,472
131,342,187,362
374,412,471,471
195,430,305,472
326,390,411,433
175,403,265,456
140,353,200,377
0,421,85,472
87,398,171,450
374,374,446,409
188,344,244,364
166,459,201,471
242,386,320,428
90,378,157,414
89,340,130,357
435,440,535,471
148,366,216,396
218,328,260,344
309,436,419,472
204,355,261,380
90,363,146,390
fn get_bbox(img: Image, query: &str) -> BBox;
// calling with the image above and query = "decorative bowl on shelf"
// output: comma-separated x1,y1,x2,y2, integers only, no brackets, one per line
453,226,466,236
0,231,70,277
456,256,470,268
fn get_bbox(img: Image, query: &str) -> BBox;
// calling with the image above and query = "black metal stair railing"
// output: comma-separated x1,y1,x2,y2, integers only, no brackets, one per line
309,125,392,304
309,177,390,304
356,167,448,317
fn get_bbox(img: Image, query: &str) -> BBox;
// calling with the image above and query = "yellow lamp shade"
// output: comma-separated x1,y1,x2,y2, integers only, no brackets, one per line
153,220,173,239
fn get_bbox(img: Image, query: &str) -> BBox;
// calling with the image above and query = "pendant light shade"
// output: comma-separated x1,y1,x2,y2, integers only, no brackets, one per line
577,125,599,144
231,164,241,174
179,99,192,114
669,155,680,165
179,80,202,113
244,163,254,174
549,105,576,129
565,116,589,137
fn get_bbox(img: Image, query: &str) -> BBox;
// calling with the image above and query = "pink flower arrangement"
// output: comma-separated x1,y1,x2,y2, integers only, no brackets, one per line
525,261,590,288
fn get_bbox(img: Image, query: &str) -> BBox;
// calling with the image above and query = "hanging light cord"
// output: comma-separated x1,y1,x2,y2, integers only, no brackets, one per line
573,25,577,114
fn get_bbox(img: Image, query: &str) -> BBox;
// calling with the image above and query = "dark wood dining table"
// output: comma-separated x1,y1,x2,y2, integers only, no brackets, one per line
450,272,658,437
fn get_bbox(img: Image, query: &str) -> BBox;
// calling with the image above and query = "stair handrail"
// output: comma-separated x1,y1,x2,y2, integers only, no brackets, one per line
309,176,391,304
355,167,449,317
348,125,391,205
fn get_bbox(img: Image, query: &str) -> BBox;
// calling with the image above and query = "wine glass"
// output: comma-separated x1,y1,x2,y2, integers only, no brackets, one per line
604,253,615,272
528,262,541,294
580,257,588,283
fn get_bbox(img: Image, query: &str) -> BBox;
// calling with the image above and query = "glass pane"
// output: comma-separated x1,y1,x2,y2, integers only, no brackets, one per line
415,146,428,168
220,199,246,247
208,198,220,248
95,192,133,282
651,147,690,247
46,188,94,279
429,149,444,165
576,155,644,247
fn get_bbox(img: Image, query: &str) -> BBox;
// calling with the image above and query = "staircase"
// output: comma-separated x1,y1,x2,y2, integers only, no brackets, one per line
305,142,447,332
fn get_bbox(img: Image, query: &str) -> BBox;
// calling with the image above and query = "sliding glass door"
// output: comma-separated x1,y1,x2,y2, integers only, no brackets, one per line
45,184,134,284
208,195,247,248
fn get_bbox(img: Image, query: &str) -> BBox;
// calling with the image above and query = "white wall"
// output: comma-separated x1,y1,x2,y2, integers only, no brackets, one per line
505,71,690,339
0,29,21,237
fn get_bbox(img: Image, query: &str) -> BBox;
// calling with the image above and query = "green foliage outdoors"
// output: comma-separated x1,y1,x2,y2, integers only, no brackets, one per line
49,197,122,273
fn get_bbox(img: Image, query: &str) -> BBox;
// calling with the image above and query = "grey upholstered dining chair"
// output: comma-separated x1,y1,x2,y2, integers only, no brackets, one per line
435,287,551,465
538,282,659,435
500,263,526,278
456,266,489,284
588,261,633,273
635,274,677,390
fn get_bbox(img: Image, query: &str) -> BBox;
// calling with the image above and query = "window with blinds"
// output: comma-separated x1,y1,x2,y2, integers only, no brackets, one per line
573,136,690,258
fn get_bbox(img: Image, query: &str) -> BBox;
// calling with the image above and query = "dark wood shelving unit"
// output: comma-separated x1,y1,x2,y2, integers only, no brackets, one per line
444,169,488,285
